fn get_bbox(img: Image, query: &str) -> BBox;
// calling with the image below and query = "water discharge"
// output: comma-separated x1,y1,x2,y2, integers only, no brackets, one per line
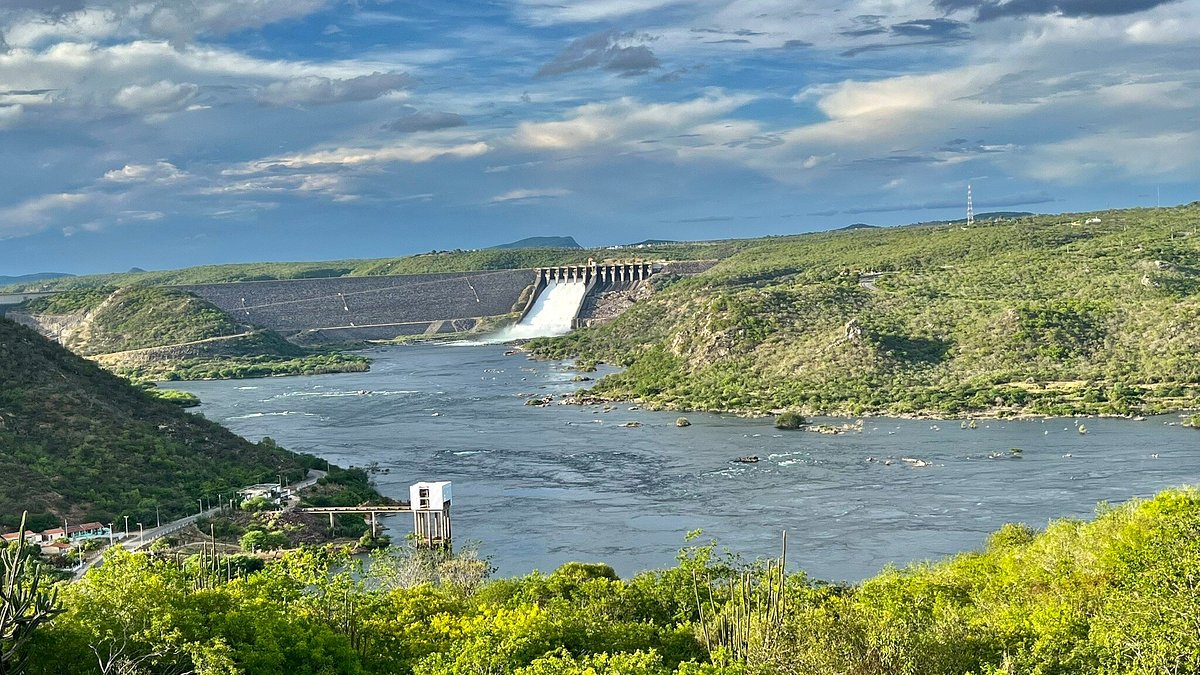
496,280,587,340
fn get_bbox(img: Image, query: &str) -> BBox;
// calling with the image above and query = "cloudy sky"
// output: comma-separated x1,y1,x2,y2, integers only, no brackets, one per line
0,0,1197,274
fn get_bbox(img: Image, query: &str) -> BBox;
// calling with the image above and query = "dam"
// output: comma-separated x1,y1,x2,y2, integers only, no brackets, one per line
174,262,662,343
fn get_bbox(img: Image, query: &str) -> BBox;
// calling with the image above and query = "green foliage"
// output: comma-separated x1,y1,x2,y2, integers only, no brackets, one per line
21,286,115,313
773,412,807,430
240,497,274,513
20,488,1200,674
533,204,1200,416
240,529,289,552
0,317,347,532
121,351,370,382
144,387,201,407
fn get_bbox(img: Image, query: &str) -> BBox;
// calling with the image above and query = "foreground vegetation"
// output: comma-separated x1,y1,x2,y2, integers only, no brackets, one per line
0,317,341,532
533,204,1200,417
3,487,1195,674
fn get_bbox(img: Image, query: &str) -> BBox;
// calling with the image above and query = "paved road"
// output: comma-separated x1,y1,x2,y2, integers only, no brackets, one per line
72,469,328,579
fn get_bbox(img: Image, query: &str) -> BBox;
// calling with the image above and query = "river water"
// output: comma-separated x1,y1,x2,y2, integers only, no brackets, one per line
163,343,1200,581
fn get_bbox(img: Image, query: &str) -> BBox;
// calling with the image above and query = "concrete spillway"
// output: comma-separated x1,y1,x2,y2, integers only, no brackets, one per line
497,280,588,340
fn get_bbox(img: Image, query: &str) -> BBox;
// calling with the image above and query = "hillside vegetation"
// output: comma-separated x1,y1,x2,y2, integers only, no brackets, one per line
11,285,367,381
532,204,1200,416
0,317,321,532
19,487,1200,674
1,242,748,291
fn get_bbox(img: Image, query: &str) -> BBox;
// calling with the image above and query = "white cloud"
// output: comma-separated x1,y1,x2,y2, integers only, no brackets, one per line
0,192,93,238
144,0,330,40
112,80,197,111
229,141,490,173
513,0,693,25
256,71,412,106
102,161,187,183
2,0,333,46
513,91,755,151
489,188,571,204
1022,130,1200,183
0,104,23,127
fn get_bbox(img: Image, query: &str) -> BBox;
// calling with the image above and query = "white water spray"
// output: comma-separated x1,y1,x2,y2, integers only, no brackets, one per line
496,280,587,340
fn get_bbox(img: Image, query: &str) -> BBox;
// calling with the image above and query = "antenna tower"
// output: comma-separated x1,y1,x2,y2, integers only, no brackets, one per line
966,184,974,226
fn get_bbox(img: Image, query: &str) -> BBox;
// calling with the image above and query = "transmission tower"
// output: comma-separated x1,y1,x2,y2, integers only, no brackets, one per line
966,184,974,226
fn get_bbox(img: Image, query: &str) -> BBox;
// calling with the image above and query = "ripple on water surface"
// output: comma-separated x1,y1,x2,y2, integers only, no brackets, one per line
163,343,1200,581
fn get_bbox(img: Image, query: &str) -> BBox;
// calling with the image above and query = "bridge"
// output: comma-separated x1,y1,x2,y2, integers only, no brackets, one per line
298,504,414,539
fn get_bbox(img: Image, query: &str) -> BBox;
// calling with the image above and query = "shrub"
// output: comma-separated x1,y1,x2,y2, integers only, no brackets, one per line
774,412,807,430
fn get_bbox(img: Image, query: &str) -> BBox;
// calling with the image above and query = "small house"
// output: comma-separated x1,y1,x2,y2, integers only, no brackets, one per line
2,530,40,546
40,522,109,543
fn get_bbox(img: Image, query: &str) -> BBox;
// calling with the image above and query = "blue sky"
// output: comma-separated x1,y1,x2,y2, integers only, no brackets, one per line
0,0,1197,275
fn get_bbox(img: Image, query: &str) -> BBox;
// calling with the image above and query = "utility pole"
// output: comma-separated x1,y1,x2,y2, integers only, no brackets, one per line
967,184,975,226
198,498,203,515
107,523,114,547
138,522,144,541
156,505,161,528
123,515,129,539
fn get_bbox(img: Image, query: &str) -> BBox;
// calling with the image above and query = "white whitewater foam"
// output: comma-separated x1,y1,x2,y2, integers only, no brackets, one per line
491,280,588,341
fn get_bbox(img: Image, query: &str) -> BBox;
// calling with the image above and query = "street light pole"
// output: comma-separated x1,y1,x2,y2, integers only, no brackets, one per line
198,498,203,515
138,523,144,540
123,515,129,539
156,505,161,528
107,523,113,546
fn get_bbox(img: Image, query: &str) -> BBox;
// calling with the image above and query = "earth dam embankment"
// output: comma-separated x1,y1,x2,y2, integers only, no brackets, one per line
176,269,536,343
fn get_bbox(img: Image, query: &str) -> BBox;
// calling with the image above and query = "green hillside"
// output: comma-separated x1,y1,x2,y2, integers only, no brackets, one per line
0,317,323,532
21,487,1200,674
532,204,1200,417
13,285,367,381
0,241,747,291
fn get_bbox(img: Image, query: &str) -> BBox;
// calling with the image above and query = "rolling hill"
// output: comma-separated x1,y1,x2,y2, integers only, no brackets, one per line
8,285,368,381
530,204,1200,417
489,235,582,249
0,316,324,532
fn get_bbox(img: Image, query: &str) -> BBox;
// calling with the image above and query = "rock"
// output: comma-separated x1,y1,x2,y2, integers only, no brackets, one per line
733,456,760,464
676,417,691,427
620,421,642,428
843,318,864,341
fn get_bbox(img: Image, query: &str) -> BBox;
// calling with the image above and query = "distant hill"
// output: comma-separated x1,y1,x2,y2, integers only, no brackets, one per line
936,211,1036,224
0,316,321,531
489,236,582,249
626,239,678,246
838,223,879,231
0,272,72,286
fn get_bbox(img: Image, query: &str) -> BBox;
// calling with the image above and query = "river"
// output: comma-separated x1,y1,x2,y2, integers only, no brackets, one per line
162,343,1200,581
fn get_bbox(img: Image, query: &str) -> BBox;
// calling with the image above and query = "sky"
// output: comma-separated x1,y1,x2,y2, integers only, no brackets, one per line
0,0,1197,275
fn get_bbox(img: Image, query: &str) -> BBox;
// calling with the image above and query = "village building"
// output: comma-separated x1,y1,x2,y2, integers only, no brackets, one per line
39,522,109,544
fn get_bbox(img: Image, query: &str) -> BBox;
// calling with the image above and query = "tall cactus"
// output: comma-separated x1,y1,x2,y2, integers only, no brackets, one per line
0,514,63,675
